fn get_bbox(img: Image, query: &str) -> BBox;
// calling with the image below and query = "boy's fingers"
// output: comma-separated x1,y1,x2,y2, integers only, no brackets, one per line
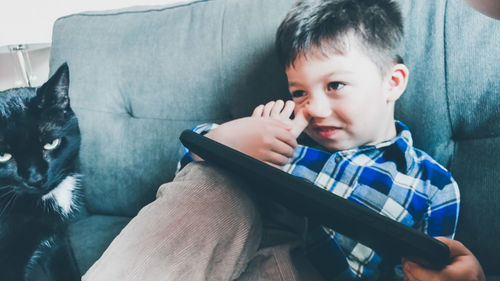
270,100,285,118
252,104,265,117
402,260,434,281
291,108,310,138
275,127,298,149
281,100,295,118
434,237,471,258
264,118,293,131
270,137,296,158
263,101,276,117
265,151,293,166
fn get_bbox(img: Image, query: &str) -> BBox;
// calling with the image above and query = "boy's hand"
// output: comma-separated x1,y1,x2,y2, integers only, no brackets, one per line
205,117,298,166
402,237,485,281
252,100,310,138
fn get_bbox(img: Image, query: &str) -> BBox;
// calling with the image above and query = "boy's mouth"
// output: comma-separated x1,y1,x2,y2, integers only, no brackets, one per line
311,125,342,138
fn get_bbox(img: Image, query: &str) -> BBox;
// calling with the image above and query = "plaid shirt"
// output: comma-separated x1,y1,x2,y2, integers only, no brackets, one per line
177,121,460,280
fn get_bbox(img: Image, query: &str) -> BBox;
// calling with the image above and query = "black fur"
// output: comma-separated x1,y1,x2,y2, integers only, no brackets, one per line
0,63,81,281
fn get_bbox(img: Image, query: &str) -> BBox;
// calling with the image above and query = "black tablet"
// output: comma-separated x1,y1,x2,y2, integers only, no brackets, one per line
179,129,450,268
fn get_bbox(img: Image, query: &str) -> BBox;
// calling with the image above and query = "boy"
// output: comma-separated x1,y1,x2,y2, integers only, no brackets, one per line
83,1,460,280
179,0,460,279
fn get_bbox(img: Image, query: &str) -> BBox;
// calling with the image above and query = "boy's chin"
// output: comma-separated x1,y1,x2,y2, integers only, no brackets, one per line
306,131,352,152
307,130,383,152
310,138,353,152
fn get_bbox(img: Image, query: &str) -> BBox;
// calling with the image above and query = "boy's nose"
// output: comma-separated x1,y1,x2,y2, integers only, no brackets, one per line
306,94,332,118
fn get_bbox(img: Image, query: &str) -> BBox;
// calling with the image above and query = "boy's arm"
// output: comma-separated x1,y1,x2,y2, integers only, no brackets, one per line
177,115,299,172
424,178,460,239
399,172,461,280
205,117,298,165
177,99,309,173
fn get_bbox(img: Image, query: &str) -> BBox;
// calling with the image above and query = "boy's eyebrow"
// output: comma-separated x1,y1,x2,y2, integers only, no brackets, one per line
288,71,354,87
288,81,302,87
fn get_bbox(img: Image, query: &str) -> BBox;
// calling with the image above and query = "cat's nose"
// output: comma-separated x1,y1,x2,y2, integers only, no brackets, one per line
27,172,47,187
20,163,48,187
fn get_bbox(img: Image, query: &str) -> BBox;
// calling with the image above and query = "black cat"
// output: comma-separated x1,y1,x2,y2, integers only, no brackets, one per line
0,63,81,281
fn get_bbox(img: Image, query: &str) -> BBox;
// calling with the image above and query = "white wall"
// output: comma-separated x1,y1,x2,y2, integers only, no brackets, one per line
0,0,192,90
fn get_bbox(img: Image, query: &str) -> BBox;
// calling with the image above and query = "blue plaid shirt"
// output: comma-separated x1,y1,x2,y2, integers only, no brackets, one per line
177,121,460,280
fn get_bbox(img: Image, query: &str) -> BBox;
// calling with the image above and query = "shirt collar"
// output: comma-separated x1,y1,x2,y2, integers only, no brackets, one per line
308,121,415,173
372,120,413,150
377,121,415,173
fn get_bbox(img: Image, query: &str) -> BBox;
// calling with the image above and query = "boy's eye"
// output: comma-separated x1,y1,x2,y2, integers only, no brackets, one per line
327,82,345,91
0,152,12,163
291,90,306,98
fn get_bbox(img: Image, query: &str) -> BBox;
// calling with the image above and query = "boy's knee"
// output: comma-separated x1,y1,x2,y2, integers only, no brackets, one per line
156,162,262,278
157,161,261,240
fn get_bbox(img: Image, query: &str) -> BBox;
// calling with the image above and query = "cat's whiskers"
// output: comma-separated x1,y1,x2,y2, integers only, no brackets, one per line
0,191,17,217
0,189,15,200
0,184,13,190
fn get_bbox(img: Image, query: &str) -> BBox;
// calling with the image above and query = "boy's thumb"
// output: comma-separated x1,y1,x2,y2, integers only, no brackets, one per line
291,109,310,138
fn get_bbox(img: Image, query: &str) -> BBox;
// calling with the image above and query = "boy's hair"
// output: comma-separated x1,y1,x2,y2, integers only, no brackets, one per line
276,0,404,73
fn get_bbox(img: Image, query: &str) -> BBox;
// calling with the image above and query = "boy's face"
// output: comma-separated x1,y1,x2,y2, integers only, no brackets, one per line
286,42,407,152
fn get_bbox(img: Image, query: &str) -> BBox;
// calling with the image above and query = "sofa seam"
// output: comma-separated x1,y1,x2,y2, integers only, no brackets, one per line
443,0,454,136
55,0,212,22
442,0,457,169
218,0,227,108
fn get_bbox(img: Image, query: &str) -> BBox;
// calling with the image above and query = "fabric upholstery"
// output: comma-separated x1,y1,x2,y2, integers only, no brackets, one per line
48,0,499,277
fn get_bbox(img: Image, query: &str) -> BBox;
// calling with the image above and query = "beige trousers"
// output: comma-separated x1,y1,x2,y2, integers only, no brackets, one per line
82,162,324,281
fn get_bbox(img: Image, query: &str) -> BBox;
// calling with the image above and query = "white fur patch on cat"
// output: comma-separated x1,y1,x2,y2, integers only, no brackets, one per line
41,175,78,216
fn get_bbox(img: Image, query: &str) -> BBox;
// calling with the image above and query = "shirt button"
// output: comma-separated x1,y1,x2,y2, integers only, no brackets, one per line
335,156,342,163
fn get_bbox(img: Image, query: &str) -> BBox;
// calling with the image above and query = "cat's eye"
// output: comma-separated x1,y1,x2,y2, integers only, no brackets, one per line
0,153,12,163
43,139,61,151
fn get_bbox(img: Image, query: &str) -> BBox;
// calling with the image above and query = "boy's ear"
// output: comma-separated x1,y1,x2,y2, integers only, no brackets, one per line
385,63,409,103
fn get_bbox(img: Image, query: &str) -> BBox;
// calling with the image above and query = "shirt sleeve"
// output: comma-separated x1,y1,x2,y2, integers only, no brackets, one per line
424,177,460,238
175,123,219,174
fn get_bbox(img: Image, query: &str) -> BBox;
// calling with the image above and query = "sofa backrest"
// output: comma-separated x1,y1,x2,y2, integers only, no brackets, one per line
50,0,294,216
49,0,499,274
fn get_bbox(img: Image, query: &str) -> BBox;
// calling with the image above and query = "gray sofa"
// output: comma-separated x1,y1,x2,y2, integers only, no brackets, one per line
44,0,499,279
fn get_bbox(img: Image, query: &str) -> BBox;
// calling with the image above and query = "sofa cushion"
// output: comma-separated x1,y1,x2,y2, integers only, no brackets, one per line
68,215,130,273
50,0,295,217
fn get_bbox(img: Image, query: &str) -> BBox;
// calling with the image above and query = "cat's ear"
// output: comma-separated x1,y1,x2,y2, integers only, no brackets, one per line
36,63,70,110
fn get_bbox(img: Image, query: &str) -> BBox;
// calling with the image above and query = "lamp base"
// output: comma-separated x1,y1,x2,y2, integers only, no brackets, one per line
9,44,32,87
